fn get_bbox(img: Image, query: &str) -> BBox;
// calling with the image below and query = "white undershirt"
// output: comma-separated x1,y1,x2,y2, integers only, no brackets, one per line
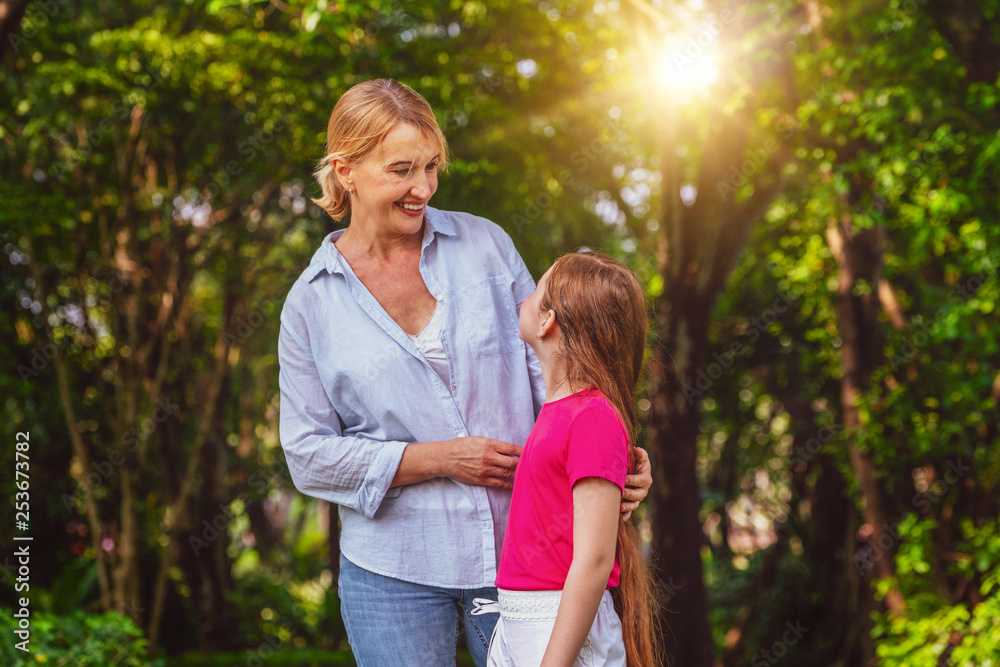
407,304,451,386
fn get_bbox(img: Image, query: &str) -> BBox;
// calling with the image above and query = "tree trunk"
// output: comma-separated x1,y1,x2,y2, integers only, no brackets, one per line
148,330,233,653
25,238,113,612
648,297,714,667
826,216,906,618
647,79,790,664
787,393,874,665
188,421,235,650
0,0,31,65
926,0,1000,86
112,467,142,619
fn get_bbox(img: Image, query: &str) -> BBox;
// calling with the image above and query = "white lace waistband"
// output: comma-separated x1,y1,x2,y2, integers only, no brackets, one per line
471,588,614,622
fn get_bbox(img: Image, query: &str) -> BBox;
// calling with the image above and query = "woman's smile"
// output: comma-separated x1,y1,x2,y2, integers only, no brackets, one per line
395,200,426,215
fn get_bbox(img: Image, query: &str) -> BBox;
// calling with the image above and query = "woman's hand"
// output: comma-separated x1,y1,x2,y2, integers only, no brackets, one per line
620,446,652,521
444,436,523,490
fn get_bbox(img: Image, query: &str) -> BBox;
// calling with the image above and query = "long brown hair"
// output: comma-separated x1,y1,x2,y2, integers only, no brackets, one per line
539,251,662,667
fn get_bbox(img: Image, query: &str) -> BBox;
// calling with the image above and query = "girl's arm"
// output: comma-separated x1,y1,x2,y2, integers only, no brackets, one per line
540,477,622,667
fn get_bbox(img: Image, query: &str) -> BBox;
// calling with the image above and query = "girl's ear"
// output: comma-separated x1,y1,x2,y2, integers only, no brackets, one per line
538,309,558,339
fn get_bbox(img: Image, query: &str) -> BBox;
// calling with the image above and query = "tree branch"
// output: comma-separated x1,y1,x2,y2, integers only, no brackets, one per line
24,237,112,611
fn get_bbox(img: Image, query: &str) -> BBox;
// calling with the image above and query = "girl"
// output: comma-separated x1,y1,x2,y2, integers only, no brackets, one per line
475,252,660,667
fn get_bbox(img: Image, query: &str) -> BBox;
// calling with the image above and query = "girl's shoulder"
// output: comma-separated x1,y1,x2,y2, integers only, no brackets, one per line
551,390,624,429
558,392,631,482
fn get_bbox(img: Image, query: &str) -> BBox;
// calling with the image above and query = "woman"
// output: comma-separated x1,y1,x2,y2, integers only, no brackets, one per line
278,78,652,667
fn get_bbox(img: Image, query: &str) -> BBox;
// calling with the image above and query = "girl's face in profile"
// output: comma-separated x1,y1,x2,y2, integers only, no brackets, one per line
519,267,553,346
347,122,440,235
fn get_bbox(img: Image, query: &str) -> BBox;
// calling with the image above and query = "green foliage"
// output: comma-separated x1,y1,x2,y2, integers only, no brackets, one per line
166,648,355,666
872,518,1000,665
0,610,160,667
226,565,337,650
3,0,1000,665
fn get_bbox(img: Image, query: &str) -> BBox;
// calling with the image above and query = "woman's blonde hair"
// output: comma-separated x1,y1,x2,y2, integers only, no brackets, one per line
312,79,449,221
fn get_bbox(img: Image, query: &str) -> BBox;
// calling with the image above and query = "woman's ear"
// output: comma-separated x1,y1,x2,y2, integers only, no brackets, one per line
331,156,353,192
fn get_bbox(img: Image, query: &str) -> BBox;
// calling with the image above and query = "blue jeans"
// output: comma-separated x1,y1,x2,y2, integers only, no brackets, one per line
339,553,500,667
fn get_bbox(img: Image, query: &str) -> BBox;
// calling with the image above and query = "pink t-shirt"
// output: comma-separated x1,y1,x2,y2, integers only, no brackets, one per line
495,389,630,591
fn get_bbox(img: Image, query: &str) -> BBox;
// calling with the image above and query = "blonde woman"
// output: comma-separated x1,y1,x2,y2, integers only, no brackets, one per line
277,79,652,666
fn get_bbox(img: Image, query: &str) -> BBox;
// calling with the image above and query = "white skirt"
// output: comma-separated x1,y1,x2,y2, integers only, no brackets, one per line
473,588,627,667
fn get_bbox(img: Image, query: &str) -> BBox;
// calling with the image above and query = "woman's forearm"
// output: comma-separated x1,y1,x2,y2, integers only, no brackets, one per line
390,440,453,487
389,436,522,490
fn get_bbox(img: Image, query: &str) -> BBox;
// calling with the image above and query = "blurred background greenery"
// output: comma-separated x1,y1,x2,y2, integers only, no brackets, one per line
2,0,999,665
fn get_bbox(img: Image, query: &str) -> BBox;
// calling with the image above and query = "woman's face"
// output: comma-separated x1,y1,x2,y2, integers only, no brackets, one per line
346,122,440,235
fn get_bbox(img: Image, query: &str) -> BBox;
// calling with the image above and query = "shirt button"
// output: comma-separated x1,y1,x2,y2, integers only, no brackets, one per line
458,432,466,438
436,294,444,301
449,385,456,391
484,521,493,529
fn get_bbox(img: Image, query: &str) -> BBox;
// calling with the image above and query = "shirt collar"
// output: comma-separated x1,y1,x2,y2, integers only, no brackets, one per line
303,206,456,283
423,205,457,238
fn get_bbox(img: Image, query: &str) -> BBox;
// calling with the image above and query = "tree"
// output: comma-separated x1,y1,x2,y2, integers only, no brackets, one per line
3,0,335,651
0,0,31,65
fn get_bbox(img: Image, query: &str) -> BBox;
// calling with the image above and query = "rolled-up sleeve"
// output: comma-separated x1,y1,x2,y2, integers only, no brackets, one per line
278,321,407,519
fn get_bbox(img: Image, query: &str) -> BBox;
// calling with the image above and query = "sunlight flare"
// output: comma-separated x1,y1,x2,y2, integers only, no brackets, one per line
654,47,719,98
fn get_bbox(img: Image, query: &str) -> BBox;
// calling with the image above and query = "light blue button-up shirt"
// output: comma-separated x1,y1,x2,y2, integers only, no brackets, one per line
278,207,545,588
